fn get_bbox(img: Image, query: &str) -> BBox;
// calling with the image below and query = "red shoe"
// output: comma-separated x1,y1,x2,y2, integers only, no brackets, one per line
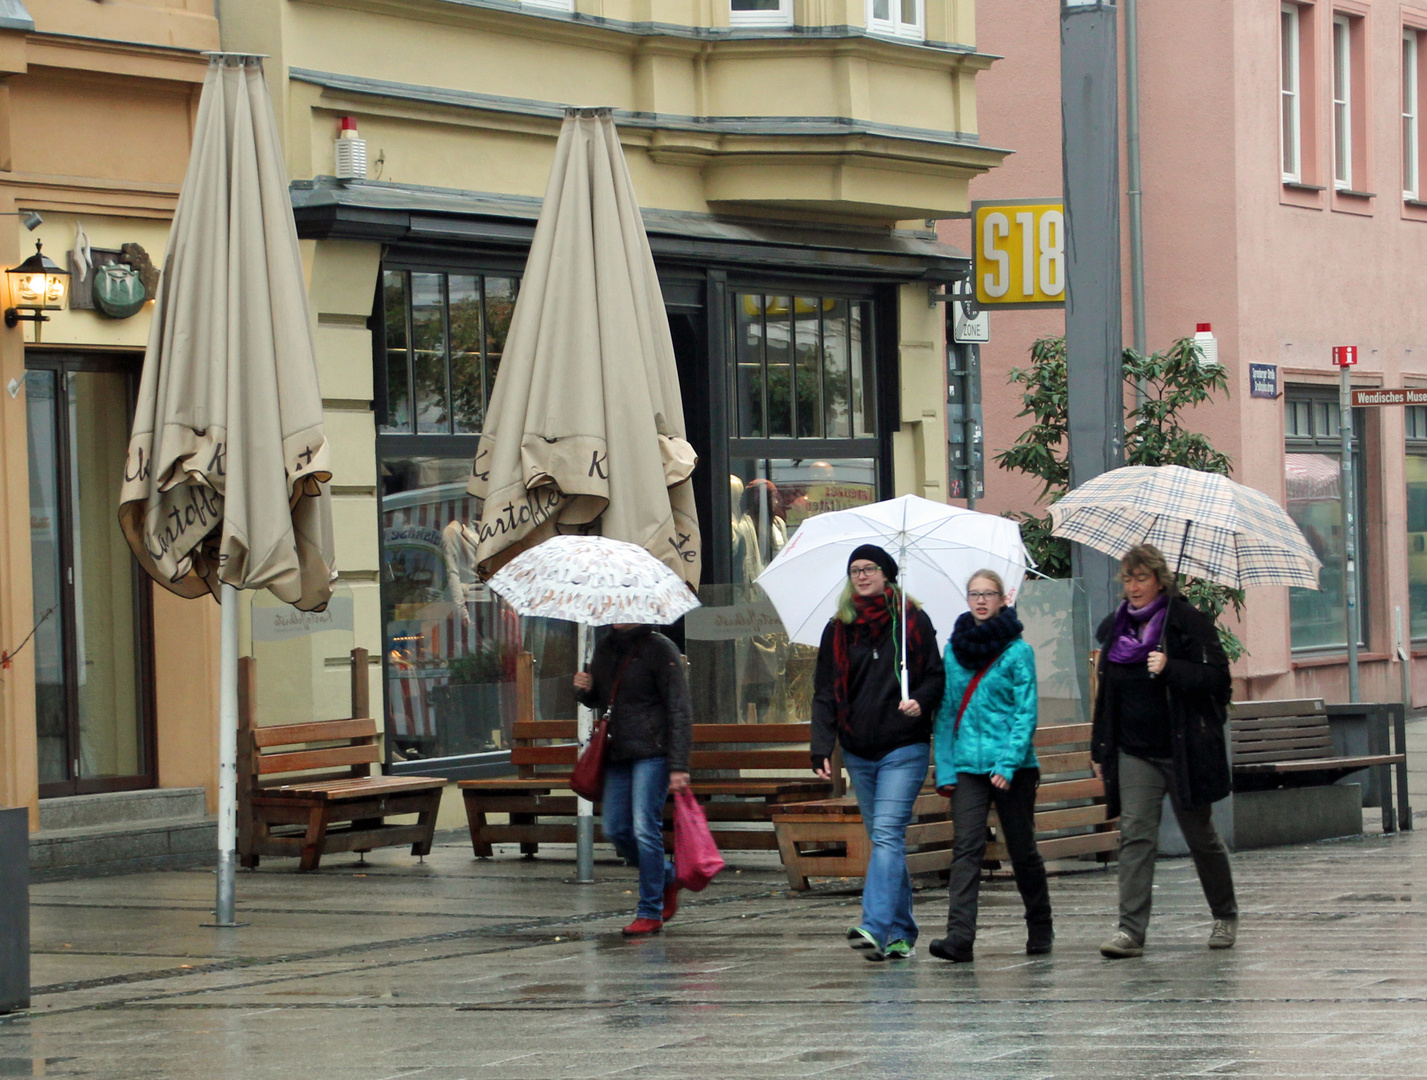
622,917,663,936
662,884,681,922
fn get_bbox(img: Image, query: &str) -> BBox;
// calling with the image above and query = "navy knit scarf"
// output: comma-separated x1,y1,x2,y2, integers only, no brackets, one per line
950,606,1023,671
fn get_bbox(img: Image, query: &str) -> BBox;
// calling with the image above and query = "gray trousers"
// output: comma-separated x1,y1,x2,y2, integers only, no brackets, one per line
1116,751,1237,943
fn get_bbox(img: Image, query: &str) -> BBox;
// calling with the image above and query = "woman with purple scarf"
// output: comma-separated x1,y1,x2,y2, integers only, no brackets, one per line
1091,544,1238,959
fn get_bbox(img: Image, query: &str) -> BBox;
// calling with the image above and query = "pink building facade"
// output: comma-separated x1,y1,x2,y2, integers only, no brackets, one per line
943,0,1427,704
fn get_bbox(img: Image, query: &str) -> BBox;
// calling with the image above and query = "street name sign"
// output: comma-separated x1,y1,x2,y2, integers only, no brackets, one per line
1350,388,1427,406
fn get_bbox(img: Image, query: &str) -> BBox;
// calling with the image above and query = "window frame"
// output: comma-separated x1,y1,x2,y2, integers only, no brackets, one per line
522,0,574,11
729,0,793,28
1282,3,1303,183
1284,386,1368,653
1406,31,1421,199
1406,405,1427,639
1333,13,1354,191
866,0,924,41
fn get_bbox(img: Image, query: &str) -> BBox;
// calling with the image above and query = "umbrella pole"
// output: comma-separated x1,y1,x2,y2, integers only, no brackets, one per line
898,532,910,701
209,583,244,928
575,623,595,885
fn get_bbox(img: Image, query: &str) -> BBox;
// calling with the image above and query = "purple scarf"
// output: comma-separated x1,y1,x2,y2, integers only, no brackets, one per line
1106,593,1169,665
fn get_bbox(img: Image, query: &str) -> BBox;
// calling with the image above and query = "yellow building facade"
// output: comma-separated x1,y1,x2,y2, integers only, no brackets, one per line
5,0,1005,833
215,0,1005,783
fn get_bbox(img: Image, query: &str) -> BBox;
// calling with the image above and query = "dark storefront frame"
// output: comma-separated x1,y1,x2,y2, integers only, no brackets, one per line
303,184,966,776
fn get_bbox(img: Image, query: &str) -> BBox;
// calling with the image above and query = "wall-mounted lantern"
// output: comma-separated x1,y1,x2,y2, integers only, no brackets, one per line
5,240,69,339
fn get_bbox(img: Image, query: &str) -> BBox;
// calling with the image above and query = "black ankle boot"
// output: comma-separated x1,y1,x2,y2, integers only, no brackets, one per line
1026,923,1054,955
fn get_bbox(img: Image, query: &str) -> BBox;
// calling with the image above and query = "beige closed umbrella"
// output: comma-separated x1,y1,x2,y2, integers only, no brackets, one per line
468,108,701,587
118,54,335,926
468,107,702,881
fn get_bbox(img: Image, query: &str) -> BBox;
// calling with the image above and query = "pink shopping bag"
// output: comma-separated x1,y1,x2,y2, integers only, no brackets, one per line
673,789,726,891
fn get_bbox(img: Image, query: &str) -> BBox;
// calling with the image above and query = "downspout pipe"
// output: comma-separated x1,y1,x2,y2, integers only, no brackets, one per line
1126,0,1148,406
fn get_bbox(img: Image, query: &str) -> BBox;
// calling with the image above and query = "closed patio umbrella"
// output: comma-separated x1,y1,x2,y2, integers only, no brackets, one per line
468,108,701,586
118,54,335,925
468,108,702,880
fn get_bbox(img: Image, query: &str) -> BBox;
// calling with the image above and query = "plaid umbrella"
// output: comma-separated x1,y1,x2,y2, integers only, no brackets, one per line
1049,465,1321,590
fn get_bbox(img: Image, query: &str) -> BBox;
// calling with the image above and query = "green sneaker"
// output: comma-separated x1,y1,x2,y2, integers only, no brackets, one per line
884,939,914,960
846,927,878,952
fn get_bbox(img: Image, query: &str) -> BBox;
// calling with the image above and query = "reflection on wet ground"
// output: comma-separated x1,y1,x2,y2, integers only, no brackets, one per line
5,826,1427,1078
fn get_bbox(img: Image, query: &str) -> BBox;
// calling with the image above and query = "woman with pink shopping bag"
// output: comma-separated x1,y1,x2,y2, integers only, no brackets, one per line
573,623,695,937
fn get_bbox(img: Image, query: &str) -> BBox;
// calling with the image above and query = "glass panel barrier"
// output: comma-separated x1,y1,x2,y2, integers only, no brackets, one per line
684,575,1088,728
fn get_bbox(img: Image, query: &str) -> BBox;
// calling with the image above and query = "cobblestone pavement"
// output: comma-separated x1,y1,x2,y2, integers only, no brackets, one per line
4,823,1427,1080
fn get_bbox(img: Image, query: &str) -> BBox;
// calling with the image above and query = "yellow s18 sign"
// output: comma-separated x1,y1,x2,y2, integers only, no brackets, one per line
973,201,1066,307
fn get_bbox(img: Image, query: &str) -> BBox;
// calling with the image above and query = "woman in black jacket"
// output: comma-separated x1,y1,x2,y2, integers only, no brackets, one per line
1091,544,1238,959
811,544,945,961
573,624,692,937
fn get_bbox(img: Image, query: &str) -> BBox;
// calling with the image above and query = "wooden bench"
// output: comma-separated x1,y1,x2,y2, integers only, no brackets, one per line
237,648,445,872
771,721,1119,890
1230,698,1405,788
459,654,833,856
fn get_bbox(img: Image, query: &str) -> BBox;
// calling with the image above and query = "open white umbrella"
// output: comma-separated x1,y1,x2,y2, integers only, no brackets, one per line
755,495,1032,697
118,54,335,926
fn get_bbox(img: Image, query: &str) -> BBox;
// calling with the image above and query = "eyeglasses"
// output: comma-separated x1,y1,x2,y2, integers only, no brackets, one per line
849,565,882,578
967,590,1002,601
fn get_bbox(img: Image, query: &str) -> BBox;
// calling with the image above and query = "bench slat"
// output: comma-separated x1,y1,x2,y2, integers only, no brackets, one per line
257,744,380,775
252,717,377,748
688,749,811,770
1236,753,1405,774
1231,715,1330,732
1033,722,1094,747
691,723,813,743
1229,698,1326,719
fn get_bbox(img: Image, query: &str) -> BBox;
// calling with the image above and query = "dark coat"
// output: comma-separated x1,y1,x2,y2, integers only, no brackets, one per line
811,606,945,763
1091,594,1232,818
575,628,692,772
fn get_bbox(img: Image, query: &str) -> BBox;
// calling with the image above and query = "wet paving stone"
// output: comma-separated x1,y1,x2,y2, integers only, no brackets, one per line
4,827,1427,1077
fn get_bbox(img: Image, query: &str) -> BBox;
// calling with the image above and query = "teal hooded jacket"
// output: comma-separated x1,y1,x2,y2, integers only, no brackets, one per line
933,638,1039,786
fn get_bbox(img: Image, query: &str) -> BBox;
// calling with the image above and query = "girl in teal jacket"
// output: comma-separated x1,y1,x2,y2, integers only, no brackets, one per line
928,569,1052,963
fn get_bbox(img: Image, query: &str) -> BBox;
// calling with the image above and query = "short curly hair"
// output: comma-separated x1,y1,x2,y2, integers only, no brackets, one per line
1119,543,1177,595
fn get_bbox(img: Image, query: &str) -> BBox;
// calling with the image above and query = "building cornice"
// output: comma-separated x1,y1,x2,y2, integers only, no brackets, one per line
289,68,1008,165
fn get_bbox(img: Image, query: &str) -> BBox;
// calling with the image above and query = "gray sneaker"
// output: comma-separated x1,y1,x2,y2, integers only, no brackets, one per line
1099,930,1144,958
1208,917,1237,950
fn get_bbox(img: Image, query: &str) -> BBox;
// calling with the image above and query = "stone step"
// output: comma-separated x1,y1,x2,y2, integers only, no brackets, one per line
29,815,216,880
37,787,207,831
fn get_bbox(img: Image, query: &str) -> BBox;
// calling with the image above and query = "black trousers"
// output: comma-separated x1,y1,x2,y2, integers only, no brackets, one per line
944,769,1052,947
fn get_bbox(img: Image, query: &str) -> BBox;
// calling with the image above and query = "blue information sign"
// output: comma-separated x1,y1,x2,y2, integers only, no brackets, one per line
1249,363,1278,399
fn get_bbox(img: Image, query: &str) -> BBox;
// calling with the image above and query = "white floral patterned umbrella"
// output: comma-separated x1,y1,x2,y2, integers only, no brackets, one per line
487,534,700,627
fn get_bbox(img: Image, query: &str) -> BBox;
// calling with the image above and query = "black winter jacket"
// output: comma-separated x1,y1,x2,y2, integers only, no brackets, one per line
1091,594,1232,818
574,627,692,772
811,607,945,764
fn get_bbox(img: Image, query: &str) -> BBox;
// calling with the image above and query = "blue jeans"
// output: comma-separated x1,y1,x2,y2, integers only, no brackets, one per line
602,757,675,920
842,742,930,949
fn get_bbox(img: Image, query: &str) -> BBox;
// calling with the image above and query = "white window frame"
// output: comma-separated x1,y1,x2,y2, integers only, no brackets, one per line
1282,4,1302,182
866,0,923,41
1333,14,1353,190
729,0,793,27
523,0,574,10
1406,30,1421,200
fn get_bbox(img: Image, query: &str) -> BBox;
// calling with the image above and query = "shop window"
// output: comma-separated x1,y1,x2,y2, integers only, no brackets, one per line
730,0,792,27
1406,406,1427,638
1285,388,1367,650
377,263,580,777
867,0,922,40
380,270,515,436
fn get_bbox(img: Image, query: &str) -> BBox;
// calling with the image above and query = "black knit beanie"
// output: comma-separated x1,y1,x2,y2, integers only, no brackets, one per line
847,543,898,582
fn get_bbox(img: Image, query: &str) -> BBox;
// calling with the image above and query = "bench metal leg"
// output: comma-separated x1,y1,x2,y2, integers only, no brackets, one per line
1393,704,1414,831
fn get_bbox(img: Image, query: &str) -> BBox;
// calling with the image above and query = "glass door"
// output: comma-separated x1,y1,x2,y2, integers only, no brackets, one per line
26,353,154,796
